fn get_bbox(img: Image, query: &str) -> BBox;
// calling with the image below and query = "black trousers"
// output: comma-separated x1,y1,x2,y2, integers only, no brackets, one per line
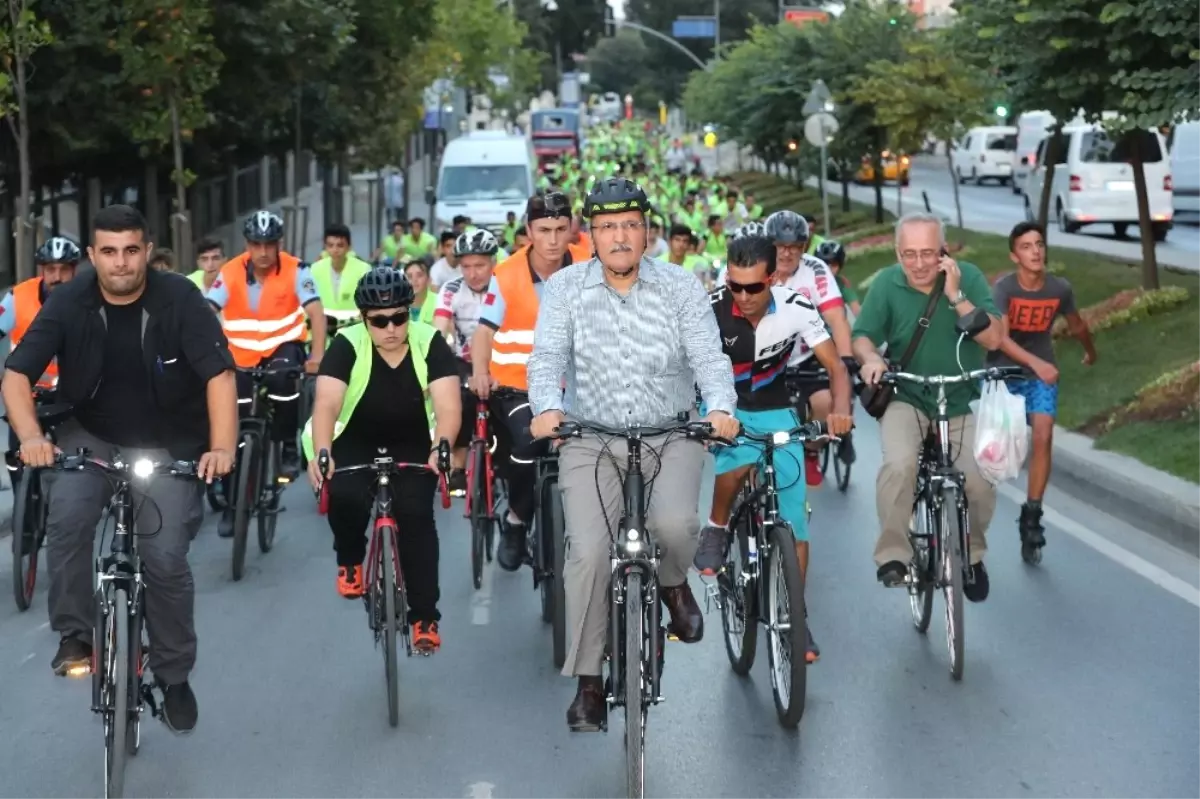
490,391,549,524
327,438,440,623
235,341,306,441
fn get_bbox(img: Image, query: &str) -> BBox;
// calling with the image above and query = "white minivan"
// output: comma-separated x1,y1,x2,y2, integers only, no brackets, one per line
1013,111,1056,194
1169,121,1200,224
1023,123,1173,240
951,126,1018,186
431,131,534,233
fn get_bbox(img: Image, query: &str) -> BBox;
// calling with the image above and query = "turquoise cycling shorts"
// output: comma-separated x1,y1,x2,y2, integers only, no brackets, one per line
712,406,809,542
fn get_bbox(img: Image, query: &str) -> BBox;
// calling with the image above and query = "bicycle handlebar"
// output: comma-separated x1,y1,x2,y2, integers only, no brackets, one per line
552,418,718,442
236,364,305,379
880,365,1025,387
48,448,199,479
731,419,844,447
315,439,451,510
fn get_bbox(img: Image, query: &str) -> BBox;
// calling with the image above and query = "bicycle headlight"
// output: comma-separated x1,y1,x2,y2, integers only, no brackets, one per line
772,431,791,446
132,459,155,479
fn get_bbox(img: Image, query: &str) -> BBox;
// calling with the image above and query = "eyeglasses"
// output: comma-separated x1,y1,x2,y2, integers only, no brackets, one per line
727,279,769,295
593,221,646,233
365,310,410,329
899,249,941,263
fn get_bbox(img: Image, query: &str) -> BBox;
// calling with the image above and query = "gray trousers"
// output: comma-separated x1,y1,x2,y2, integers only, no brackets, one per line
44,421,205,685
557,433,705,677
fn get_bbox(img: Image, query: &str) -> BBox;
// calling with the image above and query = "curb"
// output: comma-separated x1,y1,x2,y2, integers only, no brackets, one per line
1052,427,1199,556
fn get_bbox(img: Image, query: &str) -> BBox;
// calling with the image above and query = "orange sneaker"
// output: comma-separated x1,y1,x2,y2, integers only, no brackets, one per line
412,620,441,653
336,565,364,598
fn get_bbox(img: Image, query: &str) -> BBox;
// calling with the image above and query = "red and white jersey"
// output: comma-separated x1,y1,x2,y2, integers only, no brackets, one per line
782,253,843,314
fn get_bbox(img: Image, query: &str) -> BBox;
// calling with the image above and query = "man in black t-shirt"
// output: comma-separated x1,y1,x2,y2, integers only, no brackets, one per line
1,204,238,735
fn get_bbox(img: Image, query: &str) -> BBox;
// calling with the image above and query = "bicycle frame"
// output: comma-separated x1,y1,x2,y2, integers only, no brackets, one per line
463,398,496,521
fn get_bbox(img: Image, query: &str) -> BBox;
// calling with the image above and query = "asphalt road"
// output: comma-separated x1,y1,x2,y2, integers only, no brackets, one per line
1,410,1197,799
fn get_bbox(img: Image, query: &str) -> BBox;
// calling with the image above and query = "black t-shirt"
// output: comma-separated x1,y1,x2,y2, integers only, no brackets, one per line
319,332,458,464
76,300,159,448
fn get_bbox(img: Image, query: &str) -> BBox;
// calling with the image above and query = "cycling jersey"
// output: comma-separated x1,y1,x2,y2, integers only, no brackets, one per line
433,276,486,360
710,285,829,411
782,253,843,313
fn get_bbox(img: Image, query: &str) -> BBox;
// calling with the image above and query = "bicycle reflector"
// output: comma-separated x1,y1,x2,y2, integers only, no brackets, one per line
132,459,155,479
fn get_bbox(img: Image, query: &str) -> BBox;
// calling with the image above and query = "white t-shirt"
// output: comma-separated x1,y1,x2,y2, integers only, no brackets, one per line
646,238,669,259
430,258,459,288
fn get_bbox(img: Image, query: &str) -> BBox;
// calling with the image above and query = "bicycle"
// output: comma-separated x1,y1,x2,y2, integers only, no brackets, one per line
45,449,198,798
879,347,1023,681
228,362,303,581
784,362,858,492
463,388,516,590
534,448,567,669
316,444,449,727
709,419,839,728
7,387,70,611
553,417,718,799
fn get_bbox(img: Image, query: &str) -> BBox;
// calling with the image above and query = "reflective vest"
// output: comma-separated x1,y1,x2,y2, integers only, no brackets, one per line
10,277,57,388
489,243,590,390
300,320,437,460
310,253,371,323
187,270,206,289
218,253,307,368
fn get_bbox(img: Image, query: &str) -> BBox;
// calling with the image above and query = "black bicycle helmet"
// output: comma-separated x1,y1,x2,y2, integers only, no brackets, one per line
454,229,499,257
35,235,82,265
815,239,846,267
764,210,809,245
354,267,414,310
582,177,652,219
243,210,284,242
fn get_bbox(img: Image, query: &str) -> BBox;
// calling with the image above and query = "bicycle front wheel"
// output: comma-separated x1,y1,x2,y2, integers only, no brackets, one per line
940,488,965,680
908,493,935,633
380,526,400,727
719,515,758,675
468,443,488,591
257,442,279,554
766,523,807,728
624,571,646,799
11,469,42,611
104,586,131,799
833,435,852,492
231,433,259,581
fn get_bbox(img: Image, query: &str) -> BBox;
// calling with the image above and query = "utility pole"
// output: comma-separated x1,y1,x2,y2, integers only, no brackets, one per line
714,0,721,58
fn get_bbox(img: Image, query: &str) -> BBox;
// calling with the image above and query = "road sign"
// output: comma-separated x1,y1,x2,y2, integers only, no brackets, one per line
804,113,838,147
782,7,830,28
672,16,716,39
802,79,834,116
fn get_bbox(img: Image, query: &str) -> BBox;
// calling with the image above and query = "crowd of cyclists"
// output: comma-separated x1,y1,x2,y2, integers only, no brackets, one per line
1,117,1095,781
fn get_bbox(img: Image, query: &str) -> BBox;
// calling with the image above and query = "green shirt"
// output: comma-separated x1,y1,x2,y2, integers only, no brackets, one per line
400,232,437,259
747,204,764,221
835,273,859,305
851,262,998,418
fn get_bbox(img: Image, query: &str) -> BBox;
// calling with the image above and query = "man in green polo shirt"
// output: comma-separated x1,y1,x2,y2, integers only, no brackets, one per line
852,212,1004,601
311,223,372,334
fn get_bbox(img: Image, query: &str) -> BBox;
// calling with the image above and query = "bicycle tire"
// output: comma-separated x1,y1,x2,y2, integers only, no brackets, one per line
908,494,935,633
106,586,130,799
766,523,807,728
257,442,279,554
231,433,258,581
538,475,556,624
205,479,228,513
469,443,488,591
940,488,965,681
720,513,758,676
624,570,646,799
126,593,144,757
833,436,851,492
819,441,830,476
11,469,41,611
381,525,400,727
546,480,567,669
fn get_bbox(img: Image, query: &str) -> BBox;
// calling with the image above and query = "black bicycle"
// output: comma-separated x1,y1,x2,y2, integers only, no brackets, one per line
228,363,302,581
553,417,717,799
45,449,198,798
712,420,838,728
879,311,1024,680
784,362,858,492
534,447,567,669
316,442,450,727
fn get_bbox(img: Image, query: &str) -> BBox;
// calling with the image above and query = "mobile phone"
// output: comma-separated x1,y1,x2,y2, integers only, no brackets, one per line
939,246,949,258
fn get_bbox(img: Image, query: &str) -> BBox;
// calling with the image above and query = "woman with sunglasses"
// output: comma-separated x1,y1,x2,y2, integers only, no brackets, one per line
303,267,461,652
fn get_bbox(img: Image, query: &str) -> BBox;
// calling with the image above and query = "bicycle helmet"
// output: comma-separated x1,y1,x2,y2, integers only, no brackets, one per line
243,210,284,243
815,239,846,267
582,177,653,219
35,235,82,265
454,228,499,257
763,210,809,245
729,221,767,241
354,266,414,310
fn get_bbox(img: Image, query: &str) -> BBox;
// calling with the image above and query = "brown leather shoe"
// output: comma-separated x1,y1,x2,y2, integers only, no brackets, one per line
661,583,704,643
567,677,607,732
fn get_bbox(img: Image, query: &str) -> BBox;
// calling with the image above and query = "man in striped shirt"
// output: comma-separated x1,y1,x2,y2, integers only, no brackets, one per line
528,177,739,732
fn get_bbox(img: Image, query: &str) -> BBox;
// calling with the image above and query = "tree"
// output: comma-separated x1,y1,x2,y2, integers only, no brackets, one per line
584,29,650,98
115,0,224,255
850,32,993,227
0,0,53,280
511,0,604,92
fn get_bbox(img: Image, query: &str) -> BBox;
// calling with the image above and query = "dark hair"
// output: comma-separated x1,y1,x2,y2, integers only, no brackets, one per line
649,219,662,231
726,235,777,275
1008,220,1045,251
452,215,469,226
707,214,721,228
404,259,430,275
407,217,425,229
725,191,739,201
148,247,176,270
439,231,458,245
92,205,147,240
195,237,223,257
324,223,351,243
514,225,528,238
668,223,692,239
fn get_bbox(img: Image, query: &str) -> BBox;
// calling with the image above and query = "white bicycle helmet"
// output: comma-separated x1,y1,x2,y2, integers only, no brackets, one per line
454,228,499,257
35,235,82,265
243,210,284,242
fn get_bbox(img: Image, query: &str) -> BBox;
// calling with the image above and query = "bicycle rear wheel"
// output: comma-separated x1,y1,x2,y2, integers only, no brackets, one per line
624,571,646,799
231,433,259,581
719,511,758,675
468,443,488,591
766,523,807,728
908,494,935,633
257,442,279,554
940,488,965,680
11,470,42,611
380,526,400,727
104,586,130,799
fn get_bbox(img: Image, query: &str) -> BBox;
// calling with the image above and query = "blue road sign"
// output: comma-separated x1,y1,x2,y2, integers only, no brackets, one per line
671,16,716,38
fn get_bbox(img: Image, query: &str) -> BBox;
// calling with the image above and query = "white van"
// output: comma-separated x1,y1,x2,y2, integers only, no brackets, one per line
431,131,534,232
1013,111,1056,195
1169,121,1200,224
1023,123,1173,240
951,126,1018,186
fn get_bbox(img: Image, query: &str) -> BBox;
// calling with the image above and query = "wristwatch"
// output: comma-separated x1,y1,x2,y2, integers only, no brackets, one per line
950,290,969,307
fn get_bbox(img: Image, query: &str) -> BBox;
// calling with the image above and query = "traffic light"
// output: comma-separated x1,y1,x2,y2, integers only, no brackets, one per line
995,105,1009,119
888,17,897,25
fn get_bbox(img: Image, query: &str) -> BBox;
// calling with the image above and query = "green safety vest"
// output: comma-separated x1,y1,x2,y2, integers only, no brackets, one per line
380,235,402,260
748,204,764,221
301,320,437,460
187,270,206,289
703,232,726,258
401,232,436,260
310,254,372,322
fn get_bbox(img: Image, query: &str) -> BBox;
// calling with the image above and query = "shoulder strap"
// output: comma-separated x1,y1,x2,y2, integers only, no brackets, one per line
895,273,946,370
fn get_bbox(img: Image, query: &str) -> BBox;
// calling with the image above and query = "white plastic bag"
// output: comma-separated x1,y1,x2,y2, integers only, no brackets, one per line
969,381,1030,484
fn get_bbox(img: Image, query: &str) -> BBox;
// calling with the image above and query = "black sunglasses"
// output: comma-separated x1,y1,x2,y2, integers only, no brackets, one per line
727,279,769,295
365,310,410,329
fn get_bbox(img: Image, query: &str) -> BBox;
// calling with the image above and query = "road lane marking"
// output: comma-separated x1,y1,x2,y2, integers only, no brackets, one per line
471,564,493,625
998,484,1200,607
466,782,495,798
21,652,34,664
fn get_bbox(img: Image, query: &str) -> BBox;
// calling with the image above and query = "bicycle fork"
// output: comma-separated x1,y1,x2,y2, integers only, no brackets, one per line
609,561,665,709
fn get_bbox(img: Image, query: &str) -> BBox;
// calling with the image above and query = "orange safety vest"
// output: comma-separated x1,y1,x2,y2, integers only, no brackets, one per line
489,243,591,390
218,252,307,368
10,277,57,388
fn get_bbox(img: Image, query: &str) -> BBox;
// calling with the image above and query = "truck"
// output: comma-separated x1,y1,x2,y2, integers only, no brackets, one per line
558,72,582,109
530,108,581,171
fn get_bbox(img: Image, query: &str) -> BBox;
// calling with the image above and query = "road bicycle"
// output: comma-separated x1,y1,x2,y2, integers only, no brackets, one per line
316,443,450,727
464,389,514,589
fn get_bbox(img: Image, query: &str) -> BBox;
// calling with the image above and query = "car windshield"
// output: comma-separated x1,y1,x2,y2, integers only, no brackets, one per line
438,165,530,202
1079,130,1164,163
987,133,1017,151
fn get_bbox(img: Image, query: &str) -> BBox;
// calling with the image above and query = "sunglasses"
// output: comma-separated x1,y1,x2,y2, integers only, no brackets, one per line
365,310,410,329
727,279,769,295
